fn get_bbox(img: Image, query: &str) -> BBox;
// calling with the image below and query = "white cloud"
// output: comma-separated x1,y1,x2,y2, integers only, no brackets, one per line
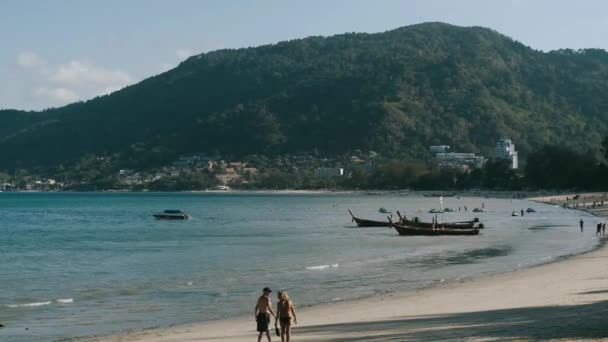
17,51,47,68
176,48,193,60
50,60,132,86
16,51,136,108
34,87,78,103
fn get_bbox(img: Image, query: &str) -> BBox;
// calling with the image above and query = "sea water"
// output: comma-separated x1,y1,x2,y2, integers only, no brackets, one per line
0,192,600,341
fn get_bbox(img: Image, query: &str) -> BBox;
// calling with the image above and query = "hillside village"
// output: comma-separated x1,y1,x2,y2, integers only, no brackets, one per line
0,151,378,191
0,139,519,192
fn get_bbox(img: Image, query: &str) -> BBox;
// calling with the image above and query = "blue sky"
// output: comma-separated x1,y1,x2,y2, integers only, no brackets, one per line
2,0,608,110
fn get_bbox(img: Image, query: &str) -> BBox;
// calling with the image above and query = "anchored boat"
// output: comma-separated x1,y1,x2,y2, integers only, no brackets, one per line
348,209,391,227
396,211,481,229
153,209,191,220
389,217,479,236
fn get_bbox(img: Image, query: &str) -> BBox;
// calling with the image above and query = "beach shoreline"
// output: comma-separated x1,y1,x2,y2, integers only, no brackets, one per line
69,197,608,342
71,244,608,342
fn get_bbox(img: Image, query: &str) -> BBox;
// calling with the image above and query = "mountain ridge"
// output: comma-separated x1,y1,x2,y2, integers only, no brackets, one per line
1,22,608,170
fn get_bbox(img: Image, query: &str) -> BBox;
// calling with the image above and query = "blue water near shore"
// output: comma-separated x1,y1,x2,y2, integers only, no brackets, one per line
0,192,600,341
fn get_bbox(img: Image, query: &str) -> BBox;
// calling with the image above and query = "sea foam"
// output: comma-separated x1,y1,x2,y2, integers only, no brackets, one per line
5,298,74,308
6,301,52,308
305,263,339,270
56,298,74,304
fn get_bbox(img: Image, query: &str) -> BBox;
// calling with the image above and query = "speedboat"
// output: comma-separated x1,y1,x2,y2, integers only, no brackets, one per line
511,211,520,217
472,208,485,213
153,209,190,220
526,208,536,213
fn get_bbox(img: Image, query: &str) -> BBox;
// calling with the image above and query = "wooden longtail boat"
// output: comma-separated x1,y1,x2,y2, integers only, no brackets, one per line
388,217,479,236
396,211,481,229
348,210,392,227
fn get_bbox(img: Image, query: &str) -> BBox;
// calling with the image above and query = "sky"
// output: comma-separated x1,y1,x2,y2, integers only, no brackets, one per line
2,0,608,111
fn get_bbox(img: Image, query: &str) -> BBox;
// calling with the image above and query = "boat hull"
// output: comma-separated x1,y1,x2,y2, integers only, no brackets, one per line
392,224,479,236
348,209,391,227
153,214,190,220
353,217,391,227
400,218,477,229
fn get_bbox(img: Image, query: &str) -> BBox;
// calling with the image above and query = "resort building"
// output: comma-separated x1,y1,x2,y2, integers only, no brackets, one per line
216,167,240,184
495,138,518,169
435,152,486,169
430,145,450,154
314,167,344,178
430,145,485,169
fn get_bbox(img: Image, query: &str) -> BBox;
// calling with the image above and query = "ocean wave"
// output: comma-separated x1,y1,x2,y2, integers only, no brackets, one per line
306,263,339,270
5,301,52,308
56,298,74,304
4,298,74,308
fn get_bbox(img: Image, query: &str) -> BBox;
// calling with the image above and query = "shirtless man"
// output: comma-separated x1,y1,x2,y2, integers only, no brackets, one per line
254,287,276,342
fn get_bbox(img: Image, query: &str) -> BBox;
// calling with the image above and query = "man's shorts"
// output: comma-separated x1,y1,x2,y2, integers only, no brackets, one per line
256,313,270,332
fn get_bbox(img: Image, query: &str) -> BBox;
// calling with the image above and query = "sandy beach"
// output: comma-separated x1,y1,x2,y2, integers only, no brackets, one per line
72,195,608,342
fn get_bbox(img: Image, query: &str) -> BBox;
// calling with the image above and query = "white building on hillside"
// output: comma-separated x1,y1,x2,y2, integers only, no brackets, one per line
435,153,486,169
430,145,450,154
430,145,485,169
495,138,518,169
314,167,344,178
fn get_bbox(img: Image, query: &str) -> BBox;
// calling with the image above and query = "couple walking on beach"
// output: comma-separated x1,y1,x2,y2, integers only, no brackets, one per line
254,287,298,342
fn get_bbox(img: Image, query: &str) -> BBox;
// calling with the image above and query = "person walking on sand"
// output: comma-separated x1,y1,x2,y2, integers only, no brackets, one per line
603,223,606,236
275,290,298,342
255,287,276,342
597,223,602,236
580,219,584,232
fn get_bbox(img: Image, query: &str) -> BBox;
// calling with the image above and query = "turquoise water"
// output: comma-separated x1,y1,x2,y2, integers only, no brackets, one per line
0,192,600,341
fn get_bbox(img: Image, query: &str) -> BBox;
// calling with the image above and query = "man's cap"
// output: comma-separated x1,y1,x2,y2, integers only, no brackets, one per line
263,287,272,292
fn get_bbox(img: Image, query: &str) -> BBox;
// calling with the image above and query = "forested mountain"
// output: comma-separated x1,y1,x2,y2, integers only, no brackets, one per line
2,22,608,170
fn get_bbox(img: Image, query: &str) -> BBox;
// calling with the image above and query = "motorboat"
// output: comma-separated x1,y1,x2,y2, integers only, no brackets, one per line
526,208,536,213
153,209,190,220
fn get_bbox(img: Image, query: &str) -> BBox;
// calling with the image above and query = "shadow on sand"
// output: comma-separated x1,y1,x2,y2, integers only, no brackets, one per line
296,300,608,341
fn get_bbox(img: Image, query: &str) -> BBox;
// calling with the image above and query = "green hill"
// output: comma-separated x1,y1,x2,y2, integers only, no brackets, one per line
2,22,608,170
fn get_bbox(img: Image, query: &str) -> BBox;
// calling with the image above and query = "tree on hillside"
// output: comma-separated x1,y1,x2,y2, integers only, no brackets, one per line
602,136,608,161
525,145,598,189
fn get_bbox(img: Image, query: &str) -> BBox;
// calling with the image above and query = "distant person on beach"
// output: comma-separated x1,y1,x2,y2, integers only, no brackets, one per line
255,287,276,342
603,223,606,236
275,290,298,342
580,219,584,232
597,223,602,236
521,209,524,216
